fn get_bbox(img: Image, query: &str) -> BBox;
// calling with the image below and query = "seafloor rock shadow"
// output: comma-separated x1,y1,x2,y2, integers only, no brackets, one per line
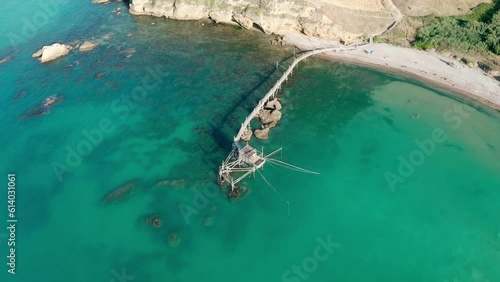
102,180,137,204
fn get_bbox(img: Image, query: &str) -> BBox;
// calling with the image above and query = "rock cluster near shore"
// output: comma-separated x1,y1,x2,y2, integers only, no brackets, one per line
240,99,283,141
254,99,282,140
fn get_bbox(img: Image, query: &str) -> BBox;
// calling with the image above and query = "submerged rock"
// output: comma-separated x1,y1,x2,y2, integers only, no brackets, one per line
254,128,270,140
204,216,214,226
102,33,113,40
154,179,186,189
145,215,163,228
19,95,65,120
79,41,99,52
228,185,248,200
32,43,72,63
229,187,240,199
0,55,13,64
12,91,26,101
103,181,135,203
95,72,107,79
121,47,136,54
168,232,180,246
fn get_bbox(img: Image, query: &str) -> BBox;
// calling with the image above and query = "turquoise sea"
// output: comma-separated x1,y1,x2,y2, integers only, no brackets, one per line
1,1,499,282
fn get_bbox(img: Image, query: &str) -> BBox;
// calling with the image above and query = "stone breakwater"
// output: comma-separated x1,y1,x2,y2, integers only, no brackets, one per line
128,0,400,41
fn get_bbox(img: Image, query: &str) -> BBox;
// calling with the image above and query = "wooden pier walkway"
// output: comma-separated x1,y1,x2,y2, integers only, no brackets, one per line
219,46,356,193
233,46,355,143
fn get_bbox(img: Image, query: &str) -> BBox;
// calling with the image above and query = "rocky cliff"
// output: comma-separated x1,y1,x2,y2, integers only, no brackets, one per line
128,0,490,41
130,0,404,40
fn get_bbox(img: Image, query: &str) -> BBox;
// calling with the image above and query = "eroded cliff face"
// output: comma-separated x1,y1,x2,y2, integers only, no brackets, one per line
128,0,492,41
129,0,401,41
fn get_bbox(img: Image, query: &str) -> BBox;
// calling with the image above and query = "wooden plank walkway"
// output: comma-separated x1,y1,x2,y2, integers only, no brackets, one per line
233,46,355,142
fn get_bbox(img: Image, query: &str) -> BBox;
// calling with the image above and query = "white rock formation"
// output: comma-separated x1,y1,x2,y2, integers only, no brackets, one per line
32,43,72,63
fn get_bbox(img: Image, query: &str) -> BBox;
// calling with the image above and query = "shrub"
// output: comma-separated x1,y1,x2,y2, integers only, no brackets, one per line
413,6,500,55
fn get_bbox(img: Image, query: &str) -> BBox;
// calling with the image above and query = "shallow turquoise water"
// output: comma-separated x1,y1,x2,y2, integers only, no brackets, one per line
1,2,499,282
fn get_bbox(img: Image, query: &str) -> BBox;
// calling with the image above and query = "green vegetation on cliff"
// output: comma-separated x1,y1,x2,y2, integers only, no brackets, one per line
413,1,500,55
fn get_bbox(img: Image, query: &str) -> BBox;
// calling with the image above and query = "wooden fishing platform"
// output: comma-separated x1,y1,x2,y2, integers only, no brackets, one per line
219,46,355,193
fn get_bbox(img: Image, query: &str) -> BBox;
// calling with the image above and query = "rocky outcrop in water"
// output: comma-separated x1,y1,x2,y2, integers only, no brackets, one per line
259,99,282,125
79,41,99,52
252,99,282,140
32,43,72,63
254,127,270,140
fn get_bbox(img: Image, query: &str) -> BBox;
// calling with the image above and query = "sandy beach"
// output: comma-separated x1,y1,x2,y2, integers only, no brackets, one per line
284,33,500,111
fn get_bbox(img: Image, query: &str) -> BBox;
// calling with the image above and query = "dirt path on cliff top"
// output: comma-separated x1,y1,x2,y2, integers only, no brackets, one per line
313,0,488,17
309,0,402,36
